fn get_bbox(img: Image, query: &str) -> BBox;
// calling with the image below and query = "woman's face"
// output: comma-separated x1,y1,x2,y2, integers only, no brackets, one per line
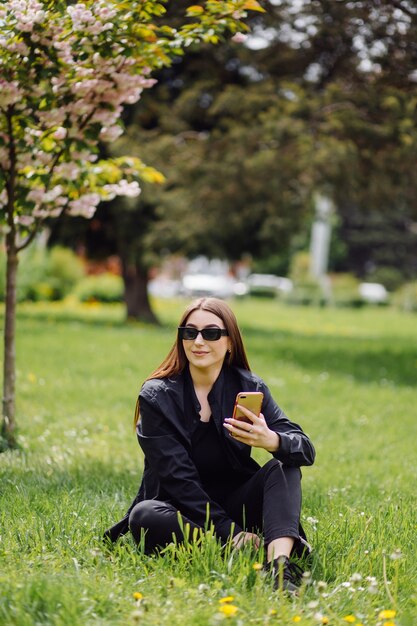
182,309,231,375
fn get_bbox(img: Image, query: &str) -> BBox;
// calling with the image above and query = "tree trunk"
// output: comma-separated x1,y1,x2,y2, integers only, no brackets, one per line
121,258,159,323
1,236,18,449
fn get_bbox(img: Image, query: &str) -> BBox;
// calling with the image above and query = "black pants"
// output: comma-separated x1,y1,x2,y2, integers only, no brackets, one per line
129,459,307,555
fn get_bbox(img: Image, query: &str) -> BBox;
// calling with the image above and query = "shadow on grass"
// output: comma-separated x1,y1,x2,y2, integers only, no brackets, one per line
241,325,417,387
1,456,140,531
13,307,417,386
16,307,142,328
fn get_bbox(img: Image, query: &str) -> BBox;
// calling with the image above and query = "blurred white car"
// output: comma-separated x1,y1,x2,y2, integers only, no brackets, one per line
148,277,181,298
181,273,246,299
247,274,293,297
358,282,388,304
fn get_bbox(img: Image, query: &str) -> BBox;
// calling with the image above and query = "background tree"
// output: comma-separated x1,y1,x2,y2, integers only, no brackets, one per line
73,0,417,312
0,0,262,449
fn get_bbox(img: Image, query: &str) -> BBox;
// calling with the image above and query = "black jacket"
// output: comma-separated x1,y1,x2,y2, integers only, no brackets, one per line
104,365,315,542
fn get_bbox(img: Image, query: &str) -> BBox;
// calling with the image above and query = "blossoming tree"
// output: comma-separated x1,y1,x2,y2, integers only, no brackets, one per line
0,0,263,449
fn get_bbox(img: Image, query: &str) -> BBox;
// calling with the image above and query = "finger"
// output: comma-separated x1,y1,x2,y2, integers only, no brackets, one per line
237,407,265,424
224,423,253,438
225,417,254,432
235,406,266,426
235,404,257,420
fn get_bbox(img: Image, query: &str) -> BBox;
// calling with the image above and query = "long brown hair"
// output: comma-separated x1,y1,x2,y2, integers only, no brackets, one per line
134,297,251,425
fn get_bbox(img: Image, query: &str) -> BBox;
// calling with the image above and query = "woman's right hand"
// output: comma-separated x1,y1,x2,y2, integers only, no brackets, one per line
232,531,261,550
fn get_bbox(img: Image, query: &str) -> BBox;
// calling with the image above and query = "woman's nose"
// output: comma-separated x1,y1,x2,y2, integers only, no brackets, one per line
194,331,205,344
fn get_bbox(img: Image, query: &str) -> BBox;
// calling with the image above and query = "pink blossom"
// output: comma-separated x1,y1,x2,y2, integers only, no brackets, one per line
67,4,95,30
103,180,141,200
16,214,35,226
38,109,66,127
68,193,101,218
33,207,63,218
0,147,11,169
99,125,123,142
94,3,117,21
26,188,46,204
231,32,247,43
0,80,22,108
26,185,64,206
53,127,67,140
4,40,30,55
55,162,80,181
0,190,8,209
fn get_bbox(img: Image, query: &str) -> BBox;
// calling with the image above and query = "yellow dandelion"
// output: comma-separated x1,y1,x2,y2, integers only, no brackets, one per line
253,562,263,571
383,622,396,626
133,592,143,601
378,610,396,620
219,596,235,603
219,604,239,617
293,617,302,623
321,617,329,625
343,617,356,623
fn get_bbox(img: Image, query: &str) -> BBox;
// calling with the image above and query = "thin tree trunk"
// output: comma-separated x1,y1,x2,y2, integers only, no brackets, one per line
1,234,18,449
2,106,18,450
121,258,158,323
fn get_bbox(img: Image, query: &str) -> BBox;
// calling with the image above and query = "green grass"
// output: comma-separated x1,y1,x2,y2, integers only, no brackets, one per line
1,299,416,626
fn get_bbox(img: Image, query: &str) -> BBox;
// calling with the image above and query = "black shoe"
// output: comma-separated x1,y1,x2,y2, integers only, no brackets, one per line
266,555,304,594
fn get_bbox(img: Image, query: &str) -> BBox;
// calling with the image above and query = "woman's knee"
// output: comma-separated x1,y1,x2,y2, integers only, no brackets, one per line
263,459,301,486
129,499,164,531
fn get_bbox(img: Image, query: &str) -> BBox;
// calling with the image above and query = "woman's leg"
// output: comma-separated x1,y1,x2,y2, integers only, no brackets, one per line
129,499,202,553
223,459,305,561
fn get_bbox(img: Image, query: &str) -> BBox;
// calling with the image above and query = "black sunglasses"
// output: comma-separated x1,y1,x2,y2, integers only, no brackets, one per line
178,326,229,341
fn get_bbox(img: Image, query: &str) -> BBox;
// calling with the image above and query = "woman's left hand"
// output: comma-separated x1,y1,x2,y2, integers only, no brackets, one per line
223,405,280,452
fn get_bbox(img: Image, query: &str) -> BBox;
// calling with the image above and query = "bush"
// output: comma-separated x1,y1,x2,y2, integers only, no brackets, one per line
0,245,85,302
46,247,85,299
285,278,325,306
365,266,405,292
288,251,311,283
15,246,49,302
75,273,124,303
329,273,364,308
393,281,417,312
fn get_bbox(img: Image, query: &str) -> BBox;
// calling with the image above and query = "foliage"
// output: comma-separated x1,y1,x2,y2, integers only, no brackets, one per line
79,0,417,294
0,0,261,236
365,266,407,293
0,244,84,302
0,0,264,443
329,273,363,309
393,281,417,312
75,272,124,303
0,299,416,624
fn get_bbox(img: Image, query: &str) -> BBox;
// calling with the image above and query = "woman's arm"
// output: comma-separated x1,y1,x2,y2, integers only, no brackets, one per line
224,381,315,467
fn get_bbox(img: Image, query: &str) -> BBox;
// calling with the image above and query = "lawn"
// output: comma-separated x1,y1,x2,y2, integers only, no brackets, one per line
0,299,416,626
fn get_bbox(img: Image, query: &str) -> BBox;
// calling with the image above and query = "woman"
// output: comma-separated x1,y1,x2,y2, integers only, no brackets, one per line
105,297,315,592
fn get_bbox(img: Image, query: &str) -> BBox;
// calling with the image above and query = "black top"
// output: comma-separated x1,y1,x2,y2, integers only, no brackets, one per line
186,368,248,503
191,419,242,503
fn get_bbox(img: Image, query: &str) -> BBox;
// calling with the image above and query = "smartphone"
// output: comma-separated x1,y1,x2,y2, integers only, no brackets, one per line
232,391,264,424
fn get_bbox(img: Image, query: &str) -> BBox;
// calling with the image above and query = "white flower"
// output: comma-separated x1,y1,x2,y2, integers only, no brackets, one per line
350,573,362,582
390,549,403,560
